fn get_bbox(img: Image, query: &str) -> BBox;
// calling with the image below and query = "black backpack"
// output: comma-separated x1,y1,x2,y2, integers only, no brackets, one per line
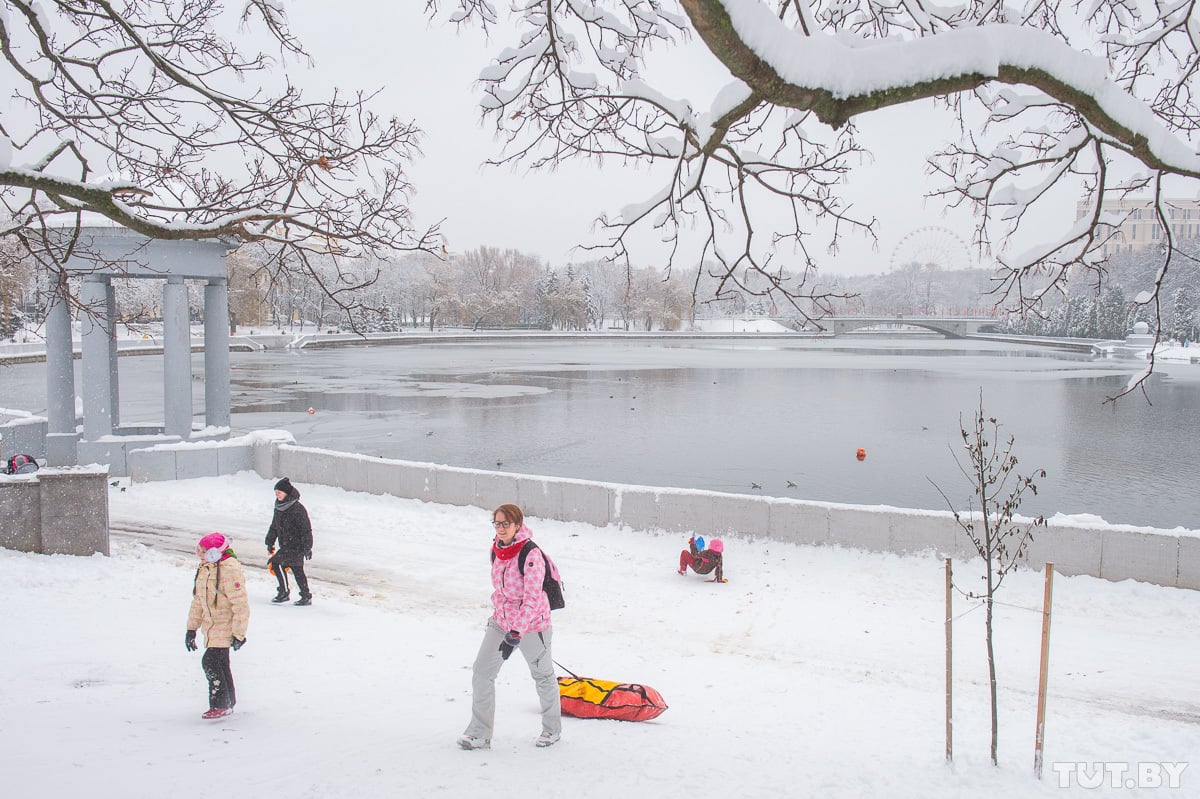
491,540,566,611
6,454,38,475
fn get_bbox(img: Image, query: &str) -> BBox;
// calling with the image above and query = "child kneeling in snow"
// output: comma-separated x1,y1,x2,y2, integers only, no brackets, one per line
185,532,250,719
679,536,726,582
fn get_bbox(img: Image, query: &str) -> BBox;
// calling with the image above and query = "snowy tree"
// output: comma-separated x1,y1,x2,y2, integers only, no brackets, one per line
2,0,440,318
1170,287,1196,342
0,236,35,338
1096,284,1129,339
226,246,270,330
390,252,441,327
627,266,694,330
433,0,1200,384
580,271,599,328
109,277,161,326
418,257,460,330
575,259,625,328
535,267,590,329
454,246,540,328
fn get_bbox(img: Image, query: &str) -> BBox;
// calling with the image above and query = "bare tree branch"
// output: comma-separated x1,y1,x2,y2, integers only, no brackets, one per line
430,0,1200,384
2,0,441,317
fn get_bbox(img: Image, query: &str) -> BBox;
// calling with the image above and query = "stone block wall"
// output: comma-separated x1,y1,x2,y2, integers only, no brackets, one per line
0,467,110,556
0,478,41,551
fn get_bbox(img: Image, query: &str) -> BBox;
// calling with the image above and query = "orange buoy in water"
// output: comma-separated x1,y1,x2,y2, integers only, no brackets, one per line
856,448,866,461
307,407,316,415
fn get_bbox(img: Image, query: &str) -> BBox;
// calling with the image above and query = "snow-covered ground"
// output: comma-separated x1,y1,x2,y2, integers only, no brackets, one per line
3,473,1197,797
1154,342,1200,363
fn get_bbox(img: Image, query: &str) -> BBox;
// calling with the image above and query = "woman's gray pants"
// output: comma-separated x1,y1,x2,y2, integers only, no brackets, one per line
463,618,562,740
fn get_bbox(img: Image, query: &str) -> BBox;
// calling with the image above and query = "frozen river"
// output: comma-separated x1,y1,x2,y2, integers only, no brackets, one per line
3,335,1198,530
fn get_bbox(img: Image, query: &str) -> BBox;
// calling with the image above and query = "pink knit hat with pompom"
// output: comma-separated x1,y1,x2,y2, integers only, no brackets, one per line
196,532,228,560
709,538,724,553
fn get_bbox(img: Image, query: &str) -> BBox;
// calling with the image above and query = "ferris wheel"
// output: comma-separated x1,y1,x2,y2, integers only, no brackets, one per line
889,225,974,272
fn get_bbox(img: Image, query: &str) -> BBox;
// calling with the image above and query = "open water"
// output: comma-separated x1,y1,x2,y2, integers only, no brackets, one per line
2,336,1198,529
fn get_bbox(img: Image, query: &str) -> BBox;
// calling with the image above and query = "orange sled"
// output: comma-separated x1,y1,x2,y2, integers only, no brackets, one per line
557,675,668,722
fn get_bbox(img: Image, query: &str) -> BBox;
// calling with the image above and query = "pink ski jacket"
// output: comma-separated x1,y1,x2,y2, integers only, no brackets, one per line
490,525,552,635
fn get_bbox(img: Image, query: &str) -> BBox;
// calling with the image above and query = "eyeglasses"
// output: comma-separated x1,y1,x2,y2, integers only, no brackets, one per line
492,520,514,529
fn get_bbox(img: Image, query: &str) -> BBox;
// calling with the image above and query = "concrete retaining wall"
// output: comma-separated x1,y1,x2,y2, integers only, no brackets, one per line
255,443,1196,591
124,436,1199,590
0,467,110,556
0,411,47,462
127,429,289,482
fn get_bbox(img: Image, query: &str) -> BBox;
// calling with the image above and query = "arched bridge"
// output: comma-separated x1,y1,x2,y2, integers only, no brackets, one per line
820,311,998,333
809,315,1001,337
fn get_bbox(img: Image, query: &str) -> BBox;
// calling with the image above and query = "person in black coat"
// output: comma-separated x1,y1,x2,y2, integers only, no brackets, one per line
265,477,314,606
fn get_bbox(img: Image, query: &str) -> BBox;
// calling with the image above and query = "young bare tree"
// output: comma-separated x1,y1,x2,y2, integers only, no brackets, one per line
431,0,1200,391
931,396,1047,766
2,0,440,318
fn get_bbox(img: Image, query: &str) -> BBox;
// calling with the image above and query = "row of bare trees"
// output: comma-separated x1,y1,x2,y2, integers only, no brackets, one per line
223,245,701,332
8,234,1199,339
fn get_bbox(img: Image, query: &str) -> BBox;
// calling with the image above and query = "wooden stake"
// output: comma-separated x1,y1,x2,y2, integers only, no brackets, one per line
945,557,953,764
1033,562,1055,779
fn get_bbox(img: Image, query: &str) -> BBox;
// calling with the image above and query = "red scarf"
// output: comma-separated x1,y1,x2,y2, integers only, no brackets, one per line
492,538,522,560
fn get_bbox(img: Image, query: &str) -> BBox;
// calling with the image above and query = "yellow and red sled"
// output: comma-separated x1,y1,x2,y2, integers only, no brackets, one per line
557,671,668,722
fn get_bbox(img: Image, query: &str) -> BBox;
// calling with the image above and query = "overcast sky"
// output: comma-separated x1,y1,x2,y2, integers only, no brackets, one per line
285,3,1008,276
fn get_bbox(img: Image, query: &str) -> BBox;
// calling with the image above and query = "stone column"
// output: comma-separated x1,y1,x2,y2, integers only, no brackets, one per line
203,278,231,428
163,276,192,438
106,280,120,427
80,276,113,441
44,275,79,465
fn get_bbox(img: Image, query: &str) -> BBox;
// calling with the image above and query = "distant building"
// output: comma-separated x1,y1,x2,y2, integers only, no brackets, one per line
1079,198,1200,258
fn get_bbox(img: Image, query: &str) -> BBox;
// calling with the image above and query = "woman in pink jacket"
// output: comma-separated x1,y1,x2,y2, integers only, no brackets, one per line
458,503,562,750
185,532,250,720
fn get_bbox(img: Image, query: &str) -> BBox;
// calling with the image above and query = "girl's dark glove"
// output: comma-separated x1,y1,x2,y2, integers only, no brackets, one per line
499,630,521,660
231,637,246,651
185,630,197,651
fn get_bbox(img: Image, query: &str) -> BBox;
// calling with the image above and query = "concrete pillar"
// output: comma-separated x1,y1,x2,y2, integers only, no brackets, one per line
106,281,120,427
203,279,231,428
44,277,79,465
80,276,113,440
163,276,192,438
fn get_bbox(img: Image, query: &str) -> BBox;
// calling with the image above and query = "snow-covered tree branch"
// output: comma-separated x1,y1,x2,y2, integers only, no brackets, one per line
433,0,1200,355
1,0,440,310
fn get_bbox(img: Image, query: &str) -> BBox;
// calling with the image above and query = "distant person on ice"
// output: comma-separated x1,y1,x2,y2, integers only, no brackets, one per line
679,535,726,582
458,503,562,750
266,477,314,606
185,532,249,720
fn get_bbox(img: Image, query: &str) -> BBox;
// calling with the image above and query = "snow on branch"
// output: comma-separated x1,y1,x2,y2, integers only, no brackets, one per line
1,0,441,311
432,0,1200,362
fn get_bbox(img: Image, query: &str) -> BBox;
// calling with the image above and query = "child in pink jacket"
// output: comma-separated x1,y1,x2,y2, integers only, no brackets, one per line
185,532,250,719
679,536,726,582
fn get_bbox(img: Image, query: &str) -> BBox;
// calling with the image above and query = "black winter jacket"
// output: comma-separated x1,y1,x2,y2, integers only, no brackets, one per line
266,488,313,555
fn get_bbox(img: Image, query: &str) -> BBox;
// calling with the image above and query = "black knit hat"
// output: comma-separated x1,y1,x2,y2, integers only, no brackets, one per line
274,477,294,494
